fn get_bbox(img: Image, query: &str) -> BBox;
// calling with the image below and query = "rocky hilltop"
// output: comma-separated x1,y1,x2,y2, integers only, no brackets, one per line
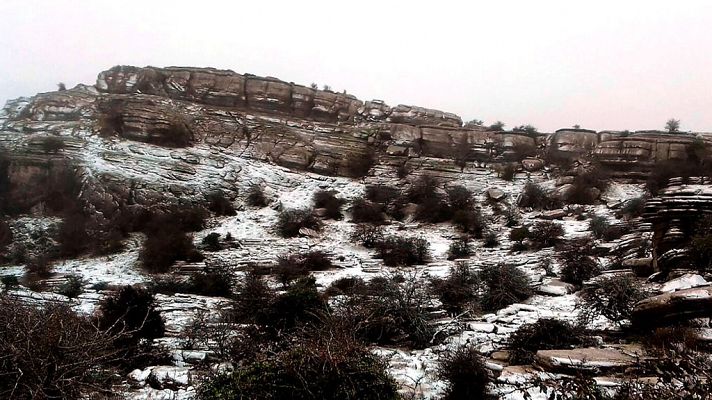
1,66,712,399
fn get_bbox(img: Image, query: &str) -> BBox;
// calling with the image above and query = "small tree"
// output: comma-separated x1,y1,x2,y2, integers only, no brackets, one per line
40,136,65,153
488,121,505,131
665,118,681,133
579,274,648,325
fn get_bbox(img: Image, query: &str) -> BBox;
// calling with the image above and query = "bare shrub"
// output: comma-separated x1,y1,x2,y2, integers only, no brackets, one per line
483,231,499,248
507,318,592,365
140,227,203,273
452,208,485,238
275,208,321,238
0,295,123,399
196,321,399,400
436,345,491,400
619,196,646,219
579,274,648,325
313,190,346,220
350,223,384,248
365,184,401,205
643,326,700,357
499,164,517,181
446,185,475,210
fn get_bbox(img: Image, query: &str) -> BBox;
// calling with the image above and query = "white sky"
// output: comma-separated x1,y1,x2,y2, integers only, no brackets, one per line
2,0,711,132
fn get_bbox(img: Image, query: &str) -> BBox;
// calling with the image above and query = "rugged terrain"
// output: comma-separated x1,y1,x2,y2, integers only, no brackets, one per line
1,66,712,399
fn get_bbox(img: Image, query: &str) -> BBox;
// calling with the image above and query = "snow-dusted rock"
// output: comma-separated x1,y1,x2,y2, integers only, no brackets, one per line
660,273,707,292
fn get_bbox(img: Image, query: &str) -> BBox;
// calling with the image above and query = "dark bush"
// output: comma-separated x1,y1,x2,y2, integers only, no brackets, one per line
431,262,479,313
452,208,485,237
509,226,529,247
350,223,384,248
232,270,275,325
268,276,327,331
529,220,564,249
437,345,491,400
202,232,222,251
144,206,208,234
57,275,84,298
580,274,648,325
275,251,334,286
345,148,376,178
448,236,472,260
406,175,440,204
365,185,401,205
446,185,475,210
558,238,600,285
0,218,11,251
324,276,367,297
1,275,18,290
414,194,452,223
350,198,385,224
508,318,592,365
479,264,532,311
56,211,90,258
565,167,610,205
197,324,399,400
483,231,499,248
245,184,268,207
98,285,165,341
275,208,321,238
313,190,346,220
688,234,712,273
499,164,517,181
40,136,65,153
188,266,233,297
375,236,430,266
643,326,700,357
518,182,559,210
0,296,121,399
26,255,52,278
207,191,236,216
140,227,203,273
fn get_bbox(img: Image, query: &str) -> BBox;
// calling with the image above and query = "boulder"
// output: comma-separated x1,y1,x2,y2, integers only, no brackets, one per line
541,209,567,220
660,273,707,293
521,158,544,171
632,285,712,327
535,345,645,373
486,188,506,201
537,278,576,296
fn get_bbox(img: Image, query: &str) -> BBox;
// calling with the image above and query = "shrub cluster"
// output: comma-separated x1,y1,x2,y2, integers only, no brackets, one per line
275,208,321,238
518,182,560,210
350,198,386,224
313,190,346,220
448,236,472,260
431,262,479,313
478,264,532,311
589,215,627,241
140,226,203,273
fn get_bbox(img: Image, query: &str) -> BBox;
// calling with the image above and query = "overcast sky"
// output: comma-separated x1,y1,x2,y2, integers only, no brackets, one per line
2,0,711,132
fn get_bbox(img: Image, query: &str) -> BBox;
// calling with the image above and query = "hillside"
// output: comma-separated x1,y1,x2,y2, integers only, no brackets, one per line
1,66,711,399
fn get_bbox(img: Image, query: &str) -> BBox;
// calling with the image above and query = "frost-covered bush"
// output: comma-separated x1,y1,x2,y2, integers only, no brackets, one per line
275,208,321,238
